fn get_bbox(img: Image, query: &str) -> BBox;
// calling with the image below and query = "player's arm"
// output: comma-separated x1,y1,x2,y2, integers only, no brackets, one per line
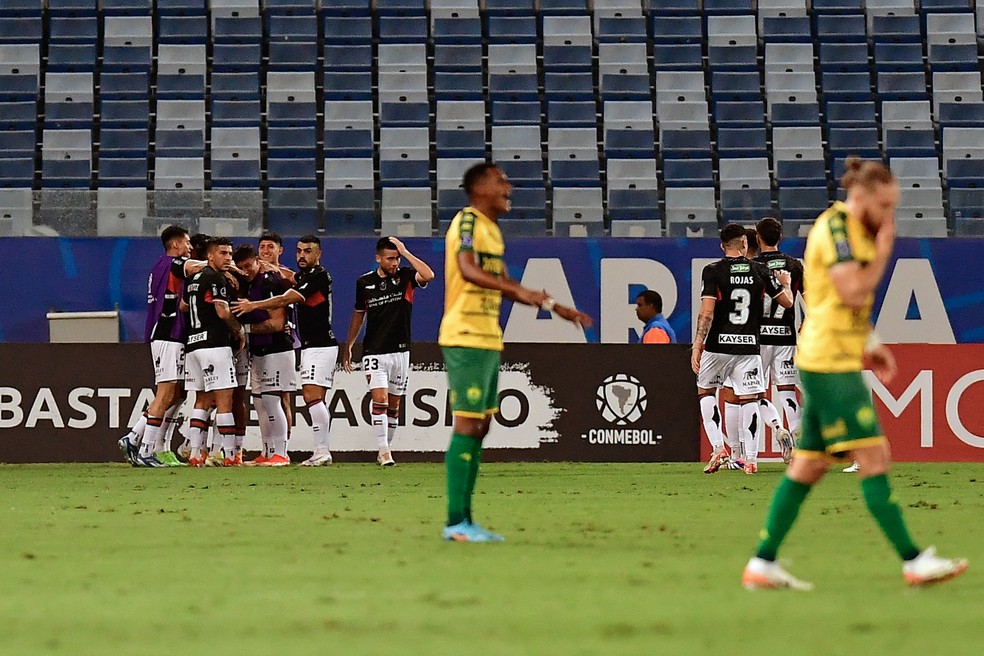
342,310,367,372
475,256,593,327
232,288,304,316
388,236,435,285
182,259,208,277
213,299,246,348
691,297,715,374
771,269,794,309
244,306,287,335
829,216,895,309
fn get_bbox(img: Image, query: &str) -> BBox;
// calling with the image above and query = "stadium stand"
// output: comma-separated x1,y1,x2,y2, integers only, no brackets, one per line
0,0,980,236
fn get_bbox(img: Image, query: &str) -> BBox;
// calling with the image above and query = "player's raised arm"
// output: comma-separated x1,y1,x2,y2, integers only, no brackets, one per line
182,258,208,277
388,236,435,285
771,269,794,309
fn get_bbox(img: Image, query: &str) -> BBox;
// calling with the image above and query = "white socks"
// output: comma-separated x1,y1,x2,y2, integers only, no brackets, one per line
372,402,388,450
699,395,725,451
758,398,783,431
308,400,331,453
139,415,164,457
157,402,182,453
261,394,289,457
386,409,398,446
740,402,762,465
724,401,741,459
126,413,148,446
778,389,802,434
188,408,210,458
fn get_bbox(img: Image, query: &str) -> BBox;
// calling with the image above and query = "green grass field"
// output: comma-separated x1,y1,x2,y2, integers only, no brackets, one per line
0,462,980,656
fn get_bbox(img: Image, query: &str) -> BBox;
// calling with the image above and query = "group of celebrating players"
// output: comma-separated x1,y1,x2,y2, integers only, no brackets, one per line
117,227,433,468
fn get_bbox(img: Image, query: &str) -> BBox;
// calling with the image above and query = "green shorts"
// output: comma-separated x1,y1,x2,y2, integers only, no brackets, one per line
796,370,886,458
442,346,501,418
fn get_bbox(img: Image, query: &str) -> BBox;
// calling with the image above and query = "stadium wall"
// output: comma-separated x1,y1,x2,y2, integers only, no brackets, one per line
0,236,979,345
0,343,699,464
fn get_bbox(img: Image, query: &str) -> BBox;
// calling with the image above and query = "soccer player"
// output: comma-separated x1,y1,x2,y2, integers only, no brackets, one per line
342,237,435,466
635,290,676,343
118,225,205,467
753,219,805,463
232,245,297,465
233,236,339,466
692,224,792,475
440,162,592,542
183,237,245,467
742,157,968,590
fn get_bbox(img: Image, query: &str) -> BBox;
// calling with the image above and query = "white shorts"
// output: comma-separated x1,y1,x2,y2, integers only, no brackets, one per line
185,346,237,392
760,344,799,387
300,346,338,389
234,345,250,387
363,351,410,396
251,351,298,394
697,351,765,396
151,340,185,384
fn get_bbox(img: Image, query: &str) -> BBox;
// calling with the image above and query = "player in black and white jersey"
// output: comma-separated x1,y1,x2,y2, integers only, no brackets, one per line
753,219,805,463
692,224,792,474
233,235,339,466
342,237,435,466
183,237,245,467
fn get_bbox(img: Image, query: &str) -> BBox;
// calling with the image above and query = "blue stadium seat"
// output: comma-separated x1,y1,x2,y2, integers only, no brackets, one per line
42,159,92,187
158,15,207,43
156,129,205,157
47,44,97,71
102,46,152,72
497,160,543,185
721,188,772,222
0,74,38,101
711,72,760,101
884,129,938,158
770,103,821,126
649,0,700,15
920,0,971,10
156,0,207,13
944,159,984,187
949,188,984,222
324,189,375,233
47,0,97,16
776,160,827,186
605,130,656,158
267,15,317,41
761,17,812,42
46,102,93,128
268,101,317,126
211,100,261,126
101,99,149,126
938,102,984,127
268,188,321,237
211,72,260,100
825,101,877,125
0,101,37,128
434,44,482,70
157,74,206,99
599,75,652,100
506,187,547,221
0,130,35,156
322,16,371,43
323,71,373,100
214,17,262,42
815,14,866,43
267,158,317,188
375,0,425,16
703,0,753,13
713,101,766,127
778,187,830,220
596,17,648,42
211,160,261,188
717,127,768,156
47,17,97,42
493,100,540,125
928,44,979,72
0,0,44,16
877,72,927,100
0,157,35,186
378,16,428,40
821,72,872,100
268,42,317,70
874,43,924,72
323,129,373,156
539,0,587,14
652,45,703,70
436,130,486,157
212,44,261,70
663,158,714,186
380,101,429,127
544,72,595,100
828,126,881,157
818,43,869,73
707,45,758,70
320,0,371,16
486,14,536,43
484,0,535,14
489,73,539,101
661,129,712,158
100,128,148,156
543,45,592,70
651,16,702,44
269,126,317,156
870,15,922,43
811,0,861,12
548,101,595,126
103,0,153,14
324,45,372,71
0,16,42,43
98,157,147,186
431,17,483,43
608,190,660,222
433,72,483,100
379,160,429,186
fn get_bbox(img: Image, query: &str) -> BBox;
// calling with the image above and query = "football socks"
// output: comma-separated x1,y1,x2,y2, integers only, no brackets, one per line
699,395,725,451
861,473,921,561
755,477,813,561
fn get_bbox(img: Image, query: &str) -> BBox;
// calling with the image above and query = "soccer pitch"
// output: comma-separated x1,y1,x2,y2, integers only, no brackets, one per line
0,462,979,656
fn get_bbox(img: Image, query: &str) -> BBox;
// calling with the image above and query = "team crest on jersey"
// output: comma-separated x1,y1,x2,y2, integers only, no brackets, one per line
730,263,750,273
461,234,473,248
380,280,387,291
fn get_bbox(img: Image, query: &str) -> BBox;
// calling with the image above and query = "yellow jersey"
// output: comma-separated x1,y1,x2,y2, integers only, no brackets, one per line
438,207,506,352
796,201,877,373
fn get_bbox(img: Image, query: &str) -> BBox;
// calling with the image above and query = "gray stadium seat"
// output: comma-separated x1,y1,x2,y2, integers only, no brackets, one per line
719,158,771,189
208,190,263,224
211,126,260,161
155,157,204,190
324,101,374,130
542,16,592,47
379,127,430,160
926,13,976,46
436,101,485,129
436,158,484,191
881,100,933,130
266,72,316,103
553,187,605,238
764,43,813,73
210,0,260,21
156,100,206,131
381,187,433,237
772,127,824,161
97,188,146,237
0,188,33,236
548,128,597,161
429,0,480,19
0,44,39,78
607,158,658,190
104,16,153,47
377,44,428,73
708,15,757,47
325,158,375,190
492,125,542,160
42,129,91,162
488,44,537,73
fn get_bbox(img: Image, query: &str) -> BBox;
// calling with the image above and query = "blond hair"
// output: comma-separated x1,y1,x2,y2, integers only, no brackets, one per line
840,156,895,191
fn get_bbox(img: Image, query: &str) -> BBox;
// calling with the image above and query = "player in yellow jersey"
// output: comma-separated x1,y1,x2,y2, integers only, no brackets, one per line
439,162,592,542
742,157,968,590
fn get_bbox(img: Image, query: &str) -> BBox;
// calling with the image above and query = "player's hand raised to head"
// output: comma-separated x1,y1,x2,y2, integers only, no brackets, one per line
387,236,408,255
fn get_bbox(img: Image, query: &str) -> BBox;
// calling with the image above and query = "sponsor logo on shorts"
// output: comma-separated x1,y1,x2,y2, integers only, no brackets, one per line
822,418,848,440
743,367,760,382
761,325,792,336
187,332,206,345
719,334,756,345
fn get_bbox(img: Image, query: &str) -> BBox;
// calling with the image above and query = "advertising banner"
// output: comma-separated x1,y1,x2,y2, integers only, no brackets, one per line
0,236,979,345
0,343,699,464
696,345,984,464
